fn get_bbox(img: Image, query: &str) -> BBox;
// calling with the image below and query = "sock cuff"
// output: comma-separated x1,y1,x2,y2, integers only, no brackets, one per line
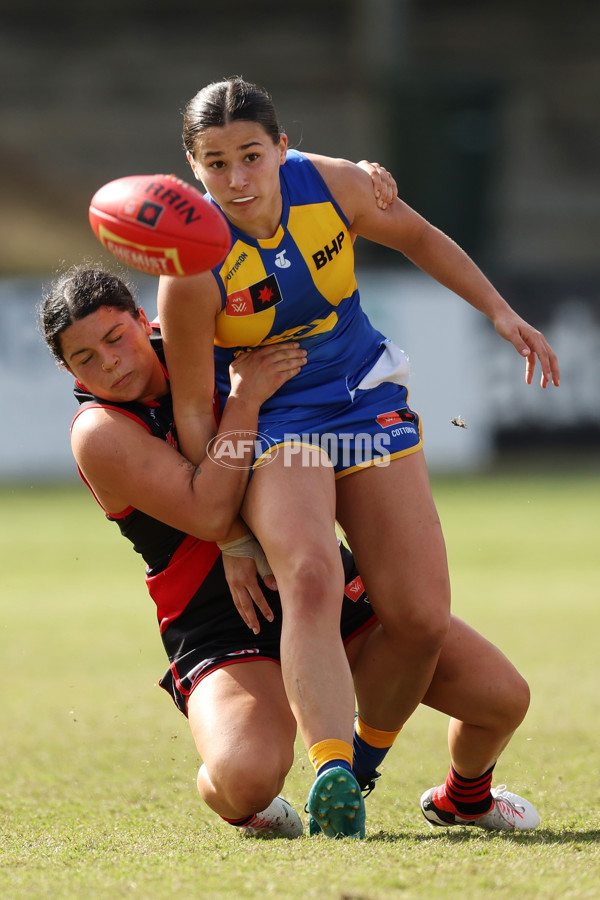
309,738,353,773
444,763,495,816
222,813,253,826
355,715,401,749
450,763,495,785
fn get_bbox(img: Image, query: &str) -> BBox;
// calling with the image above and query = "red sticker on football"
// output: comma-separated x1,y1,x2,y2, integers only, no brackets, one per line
89,174,231,277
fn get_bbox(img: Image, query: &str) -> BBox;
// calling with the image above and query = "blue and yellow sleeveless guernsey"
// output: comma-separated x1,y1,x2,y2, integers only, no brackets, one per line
209,149,422,476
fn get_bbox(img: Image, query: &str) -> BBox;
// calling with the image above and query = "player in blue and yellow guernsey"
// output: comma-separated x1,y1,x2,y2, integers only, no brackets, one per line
210,147,418,474
158,77,559,838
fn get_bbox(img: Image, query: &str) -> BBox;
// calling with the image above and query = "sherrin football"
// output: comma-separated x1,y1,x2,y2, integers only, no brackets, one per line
89,174,231,277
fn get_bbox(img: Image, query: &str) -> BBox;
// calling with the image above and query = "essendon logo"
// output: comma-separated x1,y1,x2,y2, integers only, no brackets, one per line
120,198,164,229
225,274,282,316
376,407,417,428
344,575,366,602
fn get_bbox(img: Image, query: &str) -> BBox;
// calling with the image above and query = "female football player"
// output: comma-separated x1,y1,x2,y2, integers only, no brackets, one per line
156,77,558,837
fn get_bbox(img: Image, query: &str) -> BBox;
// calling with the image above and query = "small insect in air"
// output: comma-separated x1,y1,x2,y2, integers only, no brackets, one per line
450,415,468,429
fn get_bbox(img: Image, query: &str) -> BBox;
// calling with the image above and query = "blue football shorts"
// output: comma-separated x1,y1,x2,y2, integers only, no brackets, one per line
253,380,422,479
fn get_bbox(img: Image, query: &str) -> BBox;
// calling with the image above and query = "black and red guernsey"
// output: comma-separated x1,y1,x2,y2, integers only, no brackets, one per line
72,326,222,636
71,325,375,715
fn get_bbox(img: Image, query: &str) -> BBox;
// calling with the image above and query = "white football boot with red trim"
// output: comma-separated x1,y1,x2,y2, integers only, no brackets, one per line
420,785,540,832
239,797,303,838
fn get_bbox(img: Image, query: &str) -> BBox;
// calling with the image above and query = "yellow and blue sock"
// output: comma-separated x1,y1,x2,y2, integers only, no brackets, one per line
309,738,354,778
352,715,401,784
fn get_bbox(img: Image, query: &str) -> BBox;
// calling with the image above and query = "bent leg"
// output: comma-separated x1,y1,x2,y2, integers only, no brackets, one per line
422,615,530,776
188,661,297,820
337,450,451,732
419,617,539,831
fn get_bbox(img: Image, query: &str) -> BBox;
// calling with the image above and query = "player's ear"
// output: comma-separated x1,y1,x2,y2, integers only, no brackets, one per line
278,133,288,164
186,150,200,180
137,307,153,335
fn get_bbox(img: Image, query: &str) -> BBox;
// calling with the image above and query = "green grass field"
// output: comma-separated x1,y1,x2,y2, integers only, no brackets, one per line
1,470,599,899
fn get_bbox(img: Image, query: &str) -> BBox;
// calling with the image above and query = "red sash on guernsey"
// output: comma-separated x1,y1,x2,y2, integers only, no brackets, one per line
146,535,221,634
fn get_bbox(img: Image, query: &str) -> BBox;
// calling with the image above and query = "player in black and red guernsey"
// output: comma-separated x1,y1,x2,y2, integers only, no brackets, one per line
38,266,540,838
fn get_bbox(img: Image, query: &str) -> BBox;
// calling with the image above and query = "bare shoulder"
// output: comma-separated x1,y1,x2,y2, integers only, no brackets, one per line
71,404,145,467
302,152,378,224
71,403,184,514
304,152,365,186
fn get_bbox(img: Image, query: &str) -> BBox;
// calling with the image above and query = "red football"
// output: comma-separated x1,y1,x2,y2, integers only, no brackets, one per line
89,173,231,277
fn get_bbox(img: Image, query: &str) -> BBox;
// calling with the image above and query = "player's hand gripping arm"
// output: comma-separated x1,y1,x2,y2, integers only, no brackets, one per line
356,159,398,210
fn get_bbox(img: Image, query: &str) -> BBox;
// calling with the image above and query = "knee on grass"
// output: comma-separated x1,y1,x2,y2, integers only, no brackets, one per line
198,757,289,816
